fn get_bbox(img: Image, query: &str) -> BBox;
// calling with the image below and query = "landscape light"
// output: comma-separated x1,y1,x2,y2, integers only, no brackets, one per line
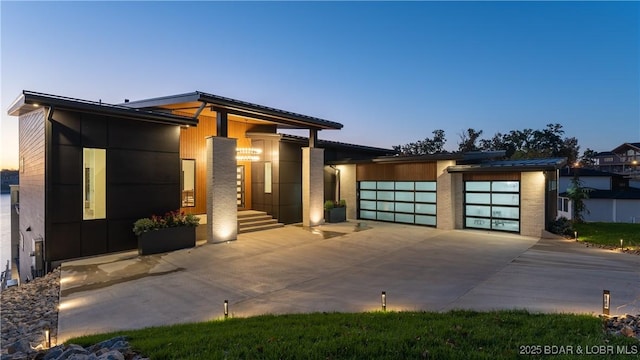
44,326,51,348
620,239,624,250
574,231,578,240
603,290,610,316
224,300,229,319
381,291,386,311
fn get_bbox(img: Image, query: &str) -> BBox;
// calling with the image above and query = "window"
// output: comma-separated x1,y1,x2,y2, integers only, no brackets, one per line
558,198,570,212
264,162,272,194
181,159,196,207
83,148,106,220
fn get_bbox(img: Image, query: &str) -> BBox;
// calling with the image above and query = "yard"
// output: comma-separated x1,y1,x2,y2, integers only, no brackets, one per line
573,222,640,249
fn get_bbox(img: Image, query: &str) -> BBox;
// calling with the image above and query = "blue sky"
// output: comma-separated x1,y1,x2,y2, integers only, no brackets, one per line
1,1,638,169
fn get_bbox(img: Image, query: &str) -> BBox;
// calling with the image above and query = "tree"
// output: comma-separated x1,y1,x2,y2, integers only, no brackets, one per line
393,129,447,155
580,148,598,167
457,128,483,152
566,170,591,223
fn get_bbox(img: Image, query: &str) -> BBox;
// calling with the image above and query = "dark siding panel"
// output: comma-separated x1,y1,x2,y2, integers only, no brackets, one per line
108,150,180,184
109,121,180,152
50,111,81,146
463,172,521,181
51,145,81,185
81,114,108,148
108,220,137,252
279,141,302,224
108,184,179,219
49,185,82,223
82,220,108,256
49,222,82,261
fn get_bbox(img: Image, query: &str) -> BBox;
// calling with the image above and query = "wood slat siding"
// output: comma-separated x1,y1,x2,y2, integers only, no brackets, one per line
18,108,47,281
356,162,437,181
177,111,255,214
463,172,521,181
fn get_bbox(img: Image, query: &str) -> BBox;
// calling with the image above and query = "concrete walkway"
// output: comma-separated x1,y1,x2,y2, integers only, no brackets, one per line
57,221,640,343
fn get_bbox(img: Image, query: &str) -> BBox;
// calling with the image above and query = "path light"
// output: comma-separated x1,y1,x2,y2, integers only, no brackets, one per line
603,290,610,316
381,291,386,311
620,239,624,250
224,300,229,319
43,326,51,348
574,231,578,241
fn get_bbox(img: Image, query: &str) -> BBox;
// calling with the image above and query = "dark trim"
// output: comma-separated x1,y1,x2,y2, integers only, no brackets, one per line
216,111,228,137
448,158,567,173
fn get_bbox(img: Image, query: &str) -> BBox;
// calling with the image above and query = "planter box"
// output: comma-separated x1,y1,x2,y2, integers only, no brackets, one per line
324,207,346,223
138,226,196,255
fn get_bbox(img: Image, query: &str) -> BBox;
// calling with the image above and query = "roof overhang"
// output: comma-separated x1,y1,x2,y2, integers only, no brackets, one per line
447,158,567,173
122,91,343,130
8,91,198,126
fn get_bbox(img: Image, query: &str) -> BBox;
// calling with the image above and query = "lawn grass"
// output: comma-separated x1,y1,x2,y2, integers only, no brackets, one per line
68,310,638,359
573,222,640,249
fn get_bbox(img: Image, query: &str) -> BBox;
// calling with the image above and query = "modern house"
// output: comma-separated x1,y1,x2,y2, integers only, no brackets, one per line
594,142,640,177
558,167,640,223
8,90,566,281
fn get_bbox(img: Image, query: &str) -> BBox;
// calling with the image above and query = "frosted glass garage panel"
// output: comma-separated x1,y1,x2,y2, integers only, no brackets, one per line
493,219,519,232
360,181,376,190
377,182,394,190
492,181,519,192
415,182,436,191
395,192,414,202
492,193,519,206
415,215,436,226
360,210,376,219
377,191,394,201
360,200,376,210
491,206,519,219
466,182,490,191
466,205,490,217
395,203,414,213
415,192,436,203
377,201,394,211
395,214,415,224
361,190,376,200
377,212,394,221
395,182,414,191
465,193,490,204
466,217,491,229
415,203,436,215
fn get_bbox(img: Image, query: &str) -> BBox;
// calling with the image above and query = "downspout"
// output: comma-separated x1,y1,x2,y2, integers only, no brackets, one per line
44,106,55,275
330,165,340,202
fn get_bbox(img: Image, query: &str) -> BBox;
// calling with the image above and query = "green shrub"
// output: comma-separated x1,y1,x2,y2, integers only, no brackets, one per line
133,210,200,236
549,217,574,236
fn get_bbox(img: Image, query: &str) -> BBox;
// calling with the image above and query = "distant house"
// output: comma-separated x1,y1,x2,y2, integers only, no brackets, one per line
594,142,640,177
558,167,640,223
0,170,19,194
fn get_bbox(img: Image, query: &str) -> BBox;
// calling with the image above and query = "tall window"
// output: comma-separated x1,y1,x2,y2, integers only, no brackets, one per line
83,148,106,220
181,159,196,207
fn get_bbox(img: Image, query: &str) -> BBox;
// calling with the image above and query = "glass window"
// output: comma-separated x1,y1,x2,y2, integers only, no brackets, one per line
377,182,394,190
492,193,519,206
492,219,520,232
466,205,490,217
466,181,490,191
395,192,414,202
415,203,436,215
360,210,376,219
360,200,376,210
377,212,394,221
395,203,414,213
395,182,414,191
264,162,272,194
416,215,436,226
181,159,196,207
360,181,376,190
415,182,436,191
492,181,519,192
466,217,490,229
360,190,376,200
415,192,436,203
377,201,394,212
83,148,106,220
466,193,490,204
492,206,519,219
377,191,394,201
395,214,415,224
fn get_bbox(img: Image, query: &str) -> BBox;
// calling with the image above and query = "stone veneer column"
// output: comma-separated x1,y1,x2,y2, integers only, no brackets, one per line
206,136,238,243
302,147,324,227
436,160,456,230
520,171,546,237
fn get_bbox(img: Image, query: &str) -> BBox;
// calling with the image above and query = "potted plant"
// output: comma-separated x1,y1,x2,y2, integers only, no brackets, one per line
133,210,200,255
324,199,347,223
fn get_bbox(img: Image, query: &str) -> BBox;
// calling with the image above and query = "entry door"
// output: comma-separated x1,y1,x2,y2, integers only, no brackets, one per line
237,165,245,209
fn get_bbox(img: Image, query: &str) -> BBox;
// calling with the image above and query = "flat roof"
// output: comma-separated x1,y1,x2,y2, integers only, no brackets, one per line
8,91,197,126
279,133,396,155
122,91,343,130
447,158,567,173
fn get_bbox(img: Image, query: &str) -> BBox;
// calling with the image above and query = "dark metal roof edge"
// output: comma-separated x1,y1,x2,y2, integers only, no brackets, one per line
279,133,395,154
372,153,463,163
118,92,201,108
326,159,375,165
447,158,567,173
196,91,343,130
15,91,197,126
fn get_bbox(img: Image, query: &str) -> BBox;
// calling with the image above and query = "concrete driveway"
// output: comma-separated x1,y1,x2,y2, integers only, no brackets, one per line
57,221,640,343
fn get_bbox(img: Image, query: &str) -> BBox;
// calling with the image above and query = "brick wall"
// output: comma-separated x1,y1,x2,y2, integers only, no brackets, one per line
520,171,546,237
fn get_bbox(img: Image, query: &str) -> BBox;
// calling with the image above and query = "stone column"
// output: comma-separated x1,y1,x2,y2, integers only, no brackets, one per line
302,147,324,227
206,136,238,243
436,160,456,230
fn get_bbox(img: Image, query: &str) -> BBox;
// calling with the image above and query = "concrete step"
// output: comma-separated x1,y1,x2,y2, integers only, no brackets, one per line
238,214,274,224
237,210,284,234
240,218,279,227
239,222,284,234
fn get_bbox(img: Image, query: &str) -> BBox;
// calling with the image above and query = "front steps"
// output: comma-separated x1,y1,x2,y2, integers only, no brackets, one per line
238,210,284,234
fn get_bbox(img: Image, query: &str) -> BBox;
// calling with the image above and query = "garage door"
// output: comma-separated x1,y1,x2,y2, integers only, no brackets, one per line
464,181,520,233
358,181,437,226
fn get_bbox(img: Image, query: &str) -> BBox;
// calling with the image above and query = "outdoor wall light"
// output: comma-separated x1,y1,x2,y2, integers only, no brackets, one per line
602,290,610,316
43,326,51,348
381,291,386,311
236,148,262,162
224,300,229,319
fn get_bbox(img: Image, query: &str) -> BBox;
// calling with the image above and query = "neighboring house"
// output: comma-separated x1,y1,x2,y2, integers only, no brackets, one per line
8,90,567,281
594,142,640,177
558,167,640,223
0,169,19,193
